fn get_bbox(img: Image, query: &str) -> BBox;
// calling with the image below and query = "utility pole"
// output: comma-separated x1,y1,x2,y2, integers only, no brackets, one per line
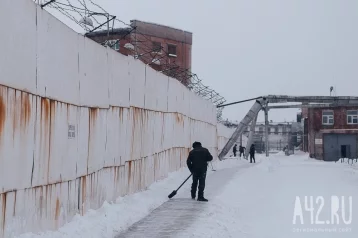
245,115,258,159
264,107,269,157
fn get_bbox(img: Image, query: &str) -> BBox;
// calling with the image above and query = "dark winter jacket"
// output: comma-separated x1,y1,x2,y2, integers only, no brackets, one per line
233,145,237,152
187,146,213,173
250,145,255,155
239,146,245,153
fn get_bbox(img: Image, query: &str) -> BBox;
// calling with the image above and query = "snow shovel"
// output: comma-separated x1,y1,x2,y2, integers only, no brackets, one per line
168,174,192,199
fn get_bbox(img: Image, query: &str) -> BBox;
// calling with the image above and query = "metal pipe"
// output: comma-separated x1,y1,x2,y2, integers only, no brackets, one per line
41,0,55,8
218,98,265,160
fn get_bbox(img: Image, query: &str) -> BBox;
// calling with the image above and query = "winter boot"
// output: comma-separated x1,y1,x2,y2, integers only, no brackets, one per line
197,197,208,202
191,191,196,199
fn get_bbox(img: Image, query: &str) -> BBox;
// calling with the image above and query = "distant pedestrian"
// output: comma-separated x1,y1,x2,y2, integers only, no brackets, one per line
187,141,213,202
250,144,256,163
233,144,237,157
239,145,245,158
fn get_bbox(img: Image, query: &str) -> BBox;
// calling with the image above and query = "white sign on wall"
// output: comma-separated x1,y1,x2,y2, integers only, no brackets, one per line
68,124,76,139
315,139,322,145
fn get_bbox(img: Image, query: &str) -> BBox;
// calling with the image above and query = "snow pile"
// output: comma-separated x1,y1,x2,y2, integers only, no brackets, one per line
16,158,244,238
16,166,192,238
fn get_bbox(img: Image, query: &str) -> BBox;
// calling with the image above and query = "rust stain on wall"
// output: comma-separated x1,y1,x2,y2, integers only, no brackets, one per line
119,107,124,123
128,161,132,188
81,176,86,215
13,192,16,217
2,193,6,233
21,92,31,129
0,91,6,141
41,98,50,125
12,91,18,141
54,198,60,220
89,108,98,127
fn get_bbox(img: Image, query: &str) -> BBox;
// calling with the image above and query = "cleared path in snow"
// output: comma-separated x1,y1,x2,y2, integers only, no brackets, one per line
115,159,256,238
176,152,358,238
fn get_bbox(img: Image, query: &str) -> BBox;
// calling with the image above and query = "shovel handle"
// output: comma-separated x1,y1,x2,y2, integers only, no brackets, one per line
176,174,192,191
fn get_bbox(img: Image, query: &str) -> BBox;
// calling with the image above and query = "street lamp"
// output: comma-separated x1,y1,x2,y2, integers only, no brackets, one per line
80,12,116,43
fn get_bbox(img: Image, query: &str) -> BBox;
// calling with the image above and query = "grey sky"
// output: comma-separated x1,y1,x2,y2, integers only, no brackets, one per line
52,0,358,123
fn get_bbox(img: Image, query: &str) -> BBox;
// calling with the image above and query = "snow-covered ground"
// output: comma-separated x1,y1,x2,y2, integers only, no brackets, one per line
17,153,358,238
176,152,358,238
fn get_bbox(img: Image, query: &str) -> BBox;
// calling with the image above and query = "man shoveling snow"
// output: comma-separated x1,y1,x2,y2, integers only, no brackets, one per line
187,141,213,202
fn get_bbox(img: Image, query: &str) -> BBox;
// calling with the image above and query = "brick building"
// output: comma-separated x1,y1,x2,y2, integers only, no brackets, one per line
305,107,358,161
86,19,192,85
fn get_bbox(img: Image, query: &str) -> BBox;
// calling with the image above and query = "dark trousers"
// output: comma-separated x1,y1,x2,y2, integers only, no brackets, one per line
240,151,244,157
191,171,206,198
233,151,237,157
250,153,255,163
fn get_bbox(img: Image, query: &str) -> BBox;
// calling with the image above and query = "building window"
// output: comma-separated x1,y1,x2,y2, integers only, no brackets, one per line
274,126,278,134
108,39,119,51
322,110,334,125
152,41,162,53
259,126,264,134
347,110,358,124
167,44,177,57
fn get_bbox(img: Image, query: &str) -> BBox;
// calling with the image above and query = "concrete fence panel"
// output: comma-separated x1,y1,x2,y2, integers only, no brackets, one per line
128,58,146,108
0,0,37,94
36,7,80,104
78,37,109,108
0,1,237,236
0,87,36,192
107,49,130,108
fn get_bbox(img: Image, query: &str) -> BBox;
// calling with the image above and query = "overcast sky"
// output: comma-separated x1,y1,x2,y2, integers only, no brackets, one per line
51,0,358,123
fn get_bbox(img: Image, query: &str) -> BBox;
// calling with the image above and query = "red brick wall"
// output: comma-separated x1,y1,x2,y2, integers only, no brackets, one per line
307,106,358,159
308,107,358,132
132,33,191,71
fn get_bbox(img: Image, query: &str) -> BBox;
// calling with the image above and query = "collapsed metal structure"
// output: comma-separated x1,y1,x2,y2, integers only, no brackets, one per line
218,95,358,160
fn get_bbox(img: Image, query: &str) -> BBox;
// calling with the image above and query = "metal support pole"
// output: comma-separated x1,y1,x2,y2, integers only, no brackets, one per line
245,115,258,159
264,108,269,157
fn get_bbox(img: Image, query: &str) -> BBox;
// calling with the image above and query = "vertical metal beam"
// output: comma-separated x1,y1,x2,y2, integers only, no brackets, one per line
245,114,258,159
264,108,269,157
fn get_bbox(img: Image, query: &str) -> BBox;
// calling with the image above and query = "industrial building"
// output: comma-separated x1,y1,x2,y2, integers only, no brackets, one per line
87,19,192,85
303,106,358,161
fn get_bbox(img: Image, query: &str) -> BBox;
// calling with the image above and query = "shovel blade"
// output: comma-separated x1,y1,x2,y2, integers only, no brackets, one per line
168,190,177,199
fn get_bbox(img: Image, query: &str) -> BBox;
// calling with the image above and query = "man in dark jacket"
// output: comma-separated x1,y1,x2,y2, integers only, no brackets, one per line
249,144,256,163
233,144,237,157
187,141,213,202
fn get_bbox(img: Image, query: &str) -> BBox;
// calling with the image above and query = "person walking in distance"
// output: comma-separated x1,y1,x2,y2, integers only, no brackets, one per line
249,144,256,163
239,145,245,158
233,144,237,157
187,141,213,202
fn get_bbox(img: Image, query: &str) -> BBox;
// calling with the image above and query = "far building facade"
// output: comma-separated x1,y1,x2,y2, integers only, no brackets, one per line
248,122,302,153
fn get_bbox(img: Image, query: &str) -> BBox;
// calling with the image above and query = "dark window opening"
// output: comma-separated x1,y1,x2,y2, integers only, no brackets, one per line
152,41,161,53
168,44,177,56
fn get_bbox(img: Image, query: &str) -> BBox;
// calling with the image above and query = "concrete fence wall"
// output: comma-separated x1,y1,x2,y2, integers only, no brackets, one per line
0,0,232,237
